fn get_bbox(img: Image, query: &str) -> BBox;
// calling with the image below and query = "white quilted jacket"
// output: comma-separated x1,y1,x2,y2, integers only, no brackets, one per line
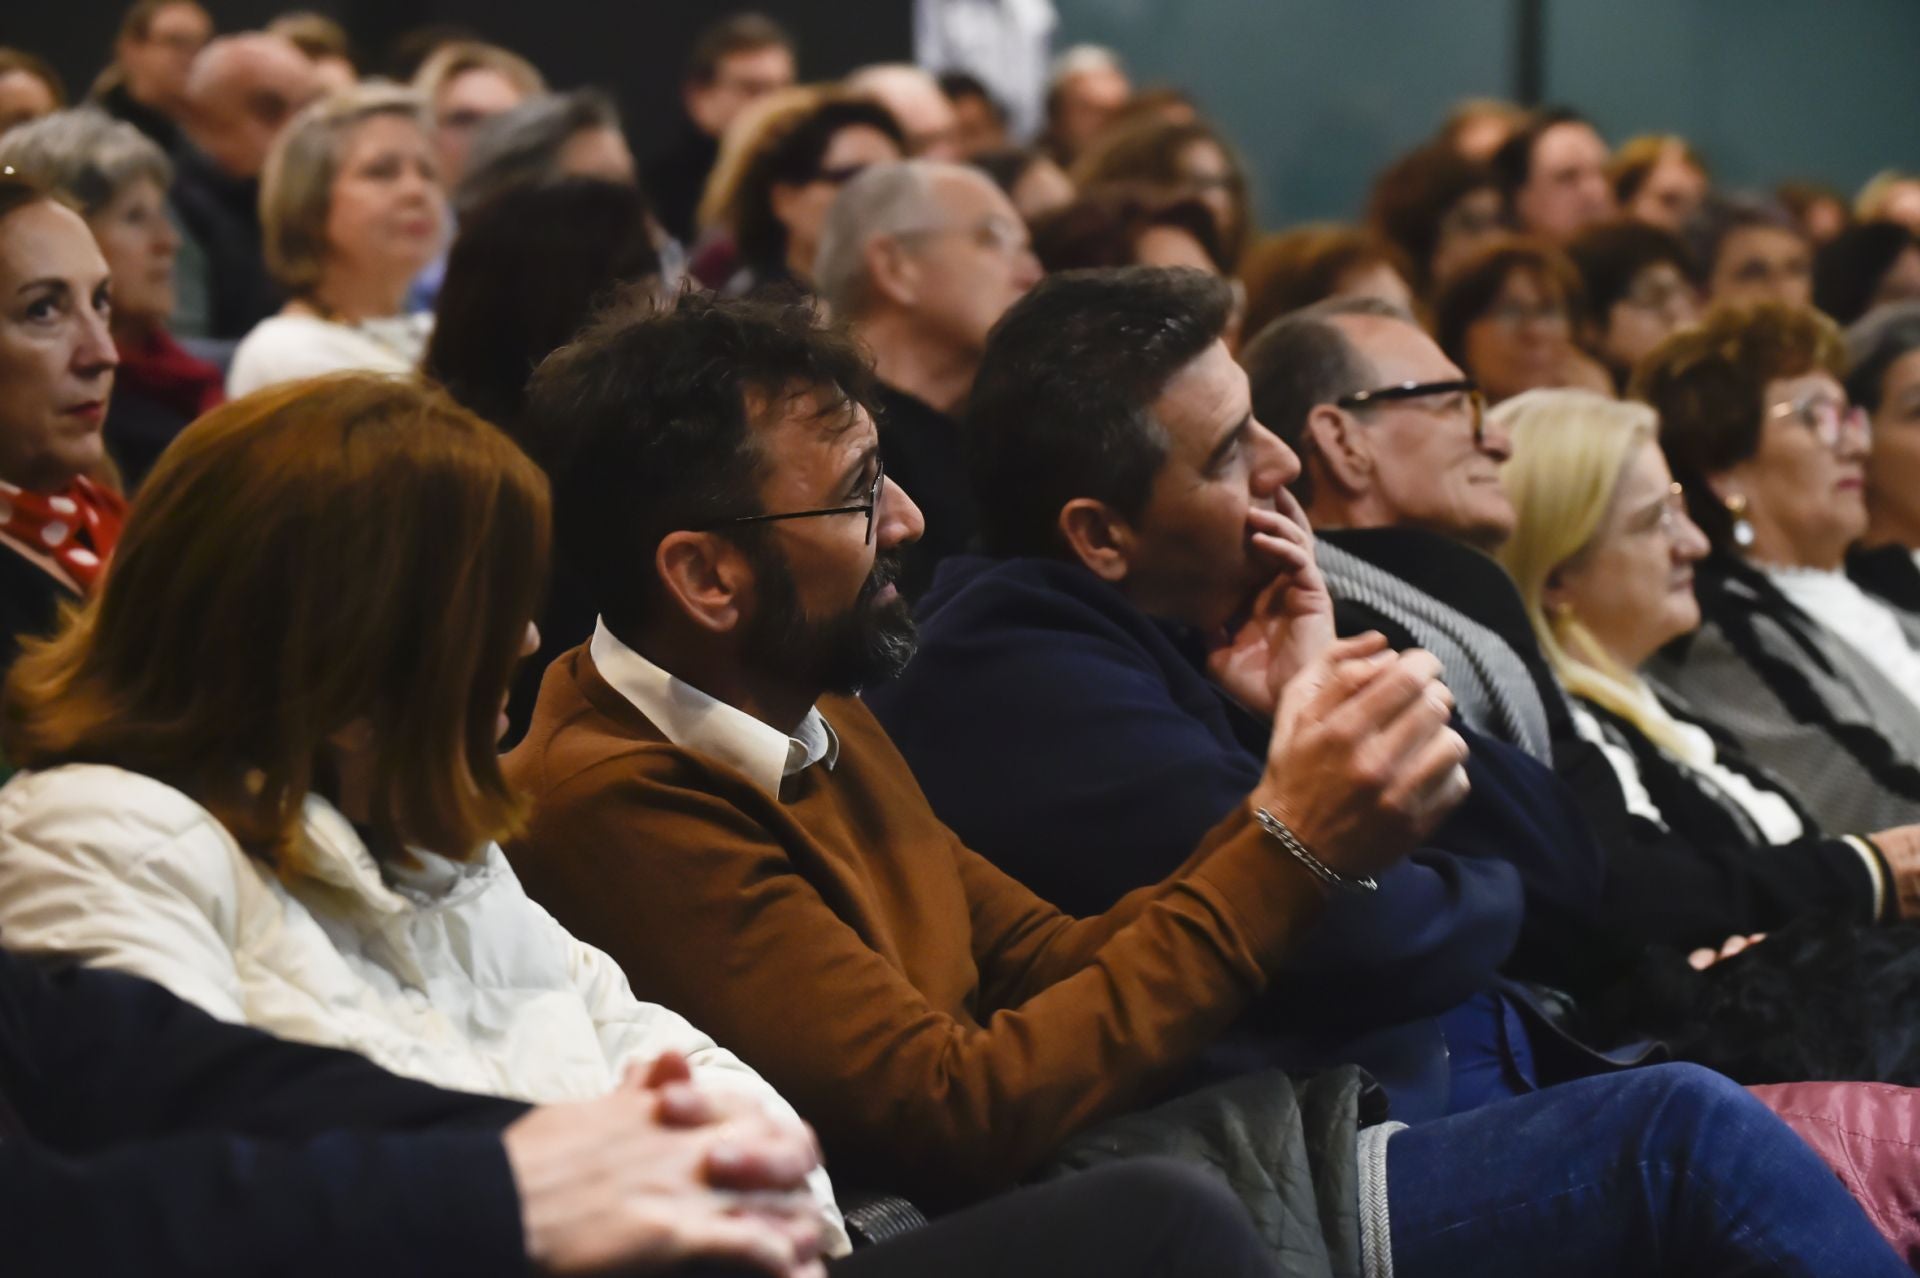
0,763,846,1251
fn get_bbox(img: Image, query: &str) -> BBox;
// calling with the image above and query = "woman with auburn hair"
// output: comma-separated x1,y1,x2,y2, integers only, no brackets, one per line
1070,116,1253,270
1236,223,1415,341
0,371,849,1256
1433,236,1612,403
1639,302,1920,835
228,84,447,397
0,177,121,674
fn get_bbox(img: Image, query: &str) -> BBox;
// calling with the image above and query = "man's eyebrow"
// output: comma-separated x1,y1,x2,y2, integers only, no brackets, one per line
1205,413,1252,469
834,444,880,496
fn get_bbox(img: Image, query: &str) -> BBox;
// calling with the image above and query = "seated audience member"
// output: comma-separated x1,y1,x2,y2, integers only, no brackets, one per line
1815,220,1920,325
1779,179,1851,246
228,86,445,396
1030,189,1225,274
1041,45,1131,166
1366,142,1504,298
845,65,962,162
1687,194,1814,311
1609,134,1710,233
0,111,223,488
0,49,64,136
89,0,212,153
864,270,1618,1118
1565,218,1702,390
1849,302,1920,596
1238,224,1415,340
1072,116,1252,270
814,161,1040,599
936,70,1007,157
424,178,663,743
1640,303,1920,833
170,32,322,340
1,954,1268,1278
497,280,1910,1276
969,146,1076,223
1239,299,1919,964
0,371,847,1259
266,11,357,93
1433,237,1611,403
648,14,796,245
454,89,637,221
1489,108,1615,244
1434,97,1525,165
1496,388,1920,927
0,180,122,672
1858,169,1920,236
700,93,905,295
411,40,545,194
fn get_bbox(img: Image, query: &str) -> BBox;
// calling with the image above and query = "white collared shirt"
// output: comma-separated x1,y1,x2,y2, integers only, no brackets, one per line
589,618,838,801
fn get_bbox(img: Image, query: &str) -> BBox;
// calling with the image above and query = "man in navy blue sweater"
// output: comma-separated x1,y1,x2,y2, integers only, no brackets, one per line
867,269,1631,1121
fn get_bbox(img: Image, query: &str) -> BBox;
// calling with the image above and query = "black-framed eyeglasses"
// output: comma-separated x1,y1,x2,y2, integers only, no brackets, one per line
1335,378,1488,444
704,458,886,545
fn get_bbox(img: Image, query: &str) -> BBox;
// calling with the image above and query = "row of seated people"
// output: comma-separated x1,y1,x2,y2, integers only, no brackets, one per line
3,163,1920,1271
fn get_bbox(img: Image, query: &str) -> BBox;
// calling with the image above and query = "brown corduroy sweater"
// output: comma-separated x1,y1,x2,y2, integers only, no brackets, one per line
502,645,1325,1207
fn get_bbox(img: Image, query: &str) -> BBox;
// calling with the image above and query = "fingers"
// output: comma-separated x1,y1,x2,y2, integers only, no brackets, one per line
1315,648,1446,746
639,1051,692,1090
1378,722,1471,828
1687,947,1717,971
704,1116,820,1190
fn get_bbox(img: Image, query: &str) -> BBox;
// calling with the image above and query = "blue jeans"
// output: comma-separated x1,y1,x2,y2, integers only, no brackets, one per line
1388,1063,1906,1277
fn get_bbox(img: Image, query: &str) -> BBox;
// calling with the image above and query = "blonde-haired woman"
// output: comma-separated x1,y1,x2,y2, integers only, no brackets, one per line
227,84,445,396
1495,387,1920,950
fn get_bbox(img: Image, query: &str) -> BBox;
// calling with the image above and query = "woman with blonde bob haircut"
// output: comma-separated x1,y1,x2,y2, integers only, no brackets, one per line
228,84,446,397
1497,387,1920,943
0,372,849,1254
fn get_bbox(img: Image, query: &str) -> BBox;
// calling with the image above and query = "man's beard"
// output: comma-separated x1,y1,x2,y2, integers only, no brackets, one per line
740,543,919,694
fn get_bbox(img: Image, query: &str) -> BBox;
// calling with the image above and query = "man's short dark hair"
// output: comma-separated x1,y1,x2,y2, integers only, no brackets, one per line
1489,106,1591,210
936,69,1003,120
1565,217,1695,328
965,266,1232,558
1238,296,1406,504
528,290,874,635
686,13,794,84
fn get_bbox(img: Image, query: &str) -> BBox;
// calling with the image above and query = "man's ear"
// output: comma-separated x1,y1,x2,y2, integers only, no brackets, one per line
864,235,921,308
1302,403,1372,496
1057,498,1136,583
655,531,756,635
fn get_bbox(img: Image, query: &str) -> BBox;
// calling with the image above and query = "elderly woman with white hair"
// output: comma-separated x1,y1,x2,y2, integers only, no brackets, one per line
0,107,223,487
226,84,445,397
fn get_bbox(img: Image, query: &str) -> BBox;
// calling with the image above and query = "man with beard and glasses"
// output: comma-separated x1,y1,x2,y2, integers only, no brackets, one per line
500,289,1477,1221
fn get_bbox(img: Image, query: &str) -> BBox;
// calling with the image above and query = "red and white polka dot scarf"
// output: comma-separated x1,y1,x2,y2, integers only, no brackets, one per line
0,476,126,592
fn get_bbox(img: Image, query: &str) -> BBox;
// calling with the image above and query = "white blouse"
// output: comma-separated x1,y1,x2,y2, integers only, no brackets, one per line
227,312,433,398
1765,565,1920,716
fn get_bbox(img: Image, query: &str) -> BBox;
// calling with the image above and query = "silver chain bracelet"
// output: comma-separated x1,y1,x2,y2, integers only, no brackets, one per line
1253,808,1380,893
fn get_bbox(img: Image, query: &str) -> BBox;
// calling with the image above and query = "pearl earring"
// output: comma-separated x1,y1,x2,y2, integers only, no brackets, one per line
1725,493,1755,549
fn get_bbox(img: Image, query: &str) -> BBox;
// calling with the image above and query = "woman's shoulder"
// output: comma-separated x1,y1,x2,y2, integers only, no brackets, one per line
225,313,405,397
0,763,237,864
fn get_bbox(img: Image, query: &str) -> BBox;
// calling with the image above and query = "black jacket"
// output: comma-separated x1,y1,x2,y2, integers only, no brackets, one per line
0,547,73,677
874,383,977,602
170,147,281,340
0,949,529,1276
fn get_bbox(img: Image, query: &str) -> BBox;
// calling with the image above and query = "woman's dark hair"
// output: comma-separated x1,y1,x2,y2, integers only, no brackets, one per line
1685,193,1804,286
1070,117,1253,268
1488,106,1593,211
1366,142,1498,294
966,266,1233,557
970,146,1046,198
1028,188,1223,273
1815,220,1920,326
1632,302,1846,554
1847,301,1920,413
424,178,661,457
733,96,903,276
1237,223,1411,339
1565,218,1695,328
3,373,550,865
526,290,875,636
1431,235,1584,366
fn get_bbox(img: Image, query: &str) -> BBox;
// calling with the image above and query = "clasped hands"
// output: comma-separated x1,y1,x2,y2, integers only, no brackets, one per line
505,1051,829,1277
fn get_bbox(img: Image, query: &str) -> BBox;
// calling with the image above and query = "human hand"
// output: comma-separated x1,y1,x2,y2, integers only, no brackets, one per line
505,1053,827,1277
1252,633,1469,881
1205,494,1335,717
1868,825,1920,919
1688,933,1766,970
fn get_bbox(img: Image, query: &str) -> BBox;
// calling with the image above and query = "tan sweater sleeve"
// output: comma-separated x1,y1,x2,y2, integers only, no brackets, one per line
508,760,1323,1208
